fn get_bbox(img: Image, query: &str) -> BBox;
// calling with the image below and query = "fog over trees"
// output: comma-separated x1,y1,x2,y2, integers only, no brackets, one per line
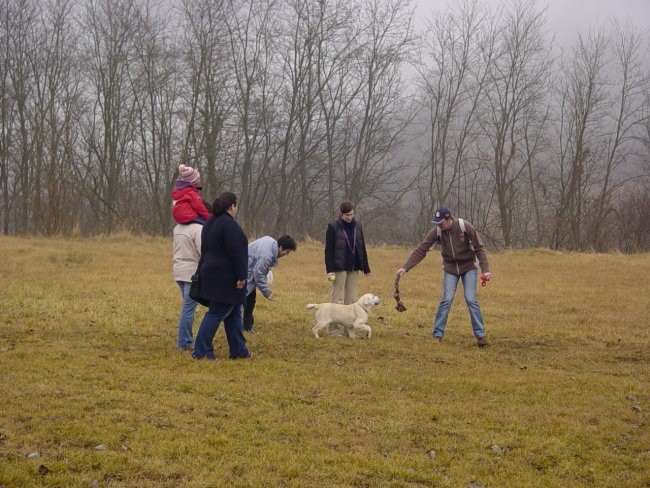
1,0,648,251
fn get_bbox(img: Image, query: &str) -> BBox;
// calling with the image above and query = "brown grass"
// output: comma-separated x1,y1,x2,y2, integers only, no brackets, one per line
0,235,648,487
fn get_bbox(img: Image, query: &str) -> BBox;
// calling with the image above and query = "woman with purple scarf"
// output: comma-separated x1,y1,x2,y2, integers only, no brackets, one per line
324,201,371,305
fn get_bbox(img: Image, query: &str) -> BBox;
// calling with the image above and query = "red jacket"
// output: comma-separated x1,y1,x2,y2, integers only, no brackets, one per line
172,183,210,224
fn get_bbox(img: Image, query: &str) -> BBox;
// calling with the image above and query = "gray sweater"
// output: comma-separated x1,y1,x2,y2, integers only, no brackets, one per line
246,236,279,297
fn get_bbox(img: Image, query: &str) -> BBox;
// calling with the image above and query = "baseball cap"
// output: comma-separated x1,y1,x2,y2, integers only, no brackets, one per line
431,207,452,225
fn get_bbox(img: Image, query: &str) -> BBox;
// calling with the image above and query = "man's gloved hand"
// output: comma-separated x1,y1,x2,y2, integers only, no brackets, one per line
481,272,492,286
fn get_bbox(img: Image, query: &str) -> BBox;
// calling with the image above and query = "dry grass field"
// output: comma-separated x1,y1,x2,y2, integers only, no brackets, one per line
0,234,648,487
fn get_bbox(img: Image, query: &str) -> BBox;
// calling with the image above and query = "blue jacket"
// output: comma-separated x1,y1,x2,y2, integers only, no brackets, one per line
198,213,248,305
246,236,278,297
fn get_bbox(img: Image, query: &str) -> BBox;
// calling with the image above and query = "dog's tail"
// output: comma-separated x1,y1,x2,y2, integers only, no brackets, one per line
306,304,319,310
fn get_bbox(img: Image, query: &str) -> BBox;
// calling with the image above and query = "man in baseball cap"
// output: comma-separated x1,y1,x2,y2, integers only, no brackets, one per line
396,206,492,347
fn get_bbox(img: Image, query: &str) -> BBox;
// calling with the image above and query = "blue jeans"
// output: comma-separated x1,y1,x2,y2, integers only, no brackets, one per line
193,303,249,359
433,268,486,339
176,281,197,349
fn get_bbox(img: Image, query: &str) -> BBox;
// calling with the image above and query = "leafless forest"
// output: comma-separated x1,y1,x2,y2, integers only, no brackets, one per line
1,0,648,250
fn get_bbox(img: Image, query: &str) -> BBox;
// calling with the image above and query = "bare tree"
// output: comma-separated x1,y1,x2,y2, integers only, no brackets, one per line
266,0,416,238
223,0,280,235
585,20,649,250
1,0,40,233
343,0,416,211
1,0,648,252
0,0,17,234
551,29,609,250
416,0,490,236
617,90,650,251
479,0,552,247
77,0,140,233
616,183,650,252
31,0,83,235
316,0,365,218
128,1,181,234
178,0,234,200
271,0,328,237
0,0,83,235
519,95,552,247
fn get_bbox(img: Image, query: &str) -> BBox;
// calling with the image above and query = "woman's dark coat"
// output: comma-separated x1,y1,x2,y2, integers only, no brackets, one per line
324,218,371,274
198,213,248,305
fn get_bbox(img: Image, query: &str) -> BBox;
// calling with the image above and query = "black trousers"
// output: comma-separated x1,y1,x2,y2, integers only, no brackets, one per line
244,289,256,331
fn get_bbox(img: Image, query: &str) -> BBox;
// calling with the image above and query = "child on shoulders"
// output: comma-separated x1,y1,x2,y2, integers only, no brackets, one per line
172,164,211,225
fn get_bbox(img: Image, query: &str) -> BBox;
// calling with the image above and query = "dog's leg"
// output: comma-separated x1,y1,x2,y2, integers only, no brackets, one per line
351,318,371,339
328,324,345,337
356,323,371,339
312,320,327,338
327,323,346,336
346,320,361,339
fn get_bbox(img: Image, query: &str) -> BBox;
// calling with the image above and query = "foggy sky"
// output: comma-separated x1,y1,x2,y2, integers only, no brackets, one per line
412,0,650,45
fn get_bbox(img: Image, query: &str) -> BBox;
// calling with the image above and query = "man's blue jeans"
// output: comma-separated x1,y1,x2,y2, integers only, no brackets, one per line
176,281,197,349
193,303,249,359
433,268,486,339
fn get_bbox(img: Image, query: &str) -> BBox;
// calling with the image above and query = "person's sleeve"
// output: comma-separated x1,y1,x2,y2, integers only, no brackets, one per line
190,191,211,219
225,221,249,281
324,223,336,273
194,226,202,255
402,227,438,271
253,255,274,298
200,221,210,255
467,223,490,274
359,225,370,274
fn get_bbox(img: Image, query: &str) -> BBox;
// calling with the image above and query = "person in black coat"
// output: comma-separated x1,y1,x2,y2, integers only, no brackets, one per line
324,201,371,305
193,192,251,360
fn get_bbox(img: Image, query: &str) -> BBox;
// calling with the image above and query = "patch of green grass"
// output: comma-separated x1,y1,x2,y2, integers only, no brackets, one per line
0,236,648,487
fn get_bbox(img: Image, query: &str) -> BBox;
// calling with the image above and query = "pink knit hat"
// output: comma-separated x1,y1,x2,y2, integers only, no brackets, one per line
178,164,200,185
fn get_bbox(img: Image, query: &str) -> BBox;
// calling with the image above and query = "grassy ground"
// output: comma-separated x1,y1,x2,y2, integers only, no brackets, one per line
0,235,648,487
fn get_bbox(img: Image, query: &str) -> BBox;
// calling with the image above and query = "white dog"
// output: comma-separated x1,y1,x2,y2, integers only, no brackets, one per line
307,293,380,339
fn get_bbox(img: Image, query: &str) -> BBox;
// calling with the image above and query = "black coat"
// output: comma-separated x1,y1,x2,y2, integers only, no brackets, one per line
324,218,370,274
198,213,248,305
